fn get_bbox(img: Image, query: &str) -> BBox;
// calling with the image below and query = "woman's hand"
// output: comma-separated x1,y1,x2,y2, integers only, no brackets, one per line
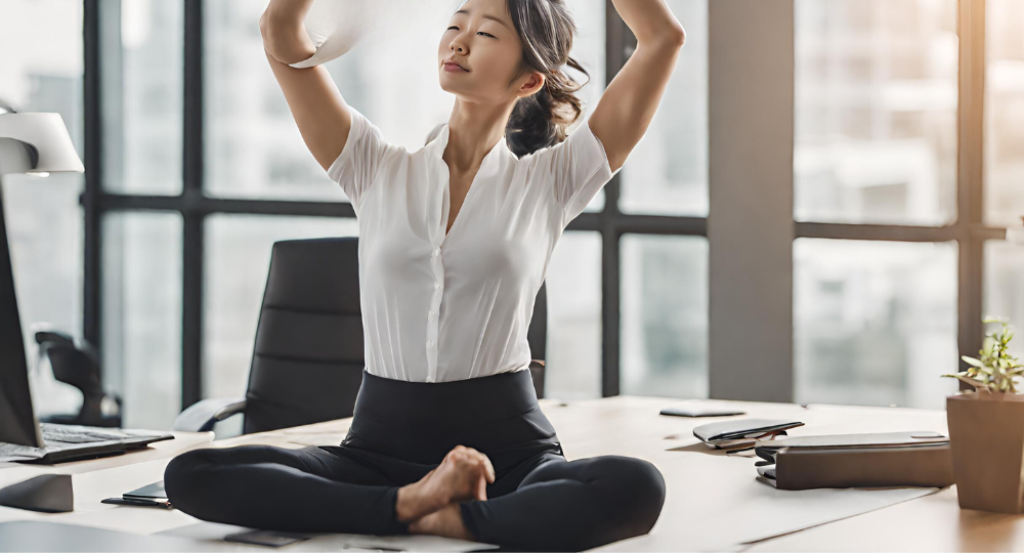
443,445,496,501
395,445,497,523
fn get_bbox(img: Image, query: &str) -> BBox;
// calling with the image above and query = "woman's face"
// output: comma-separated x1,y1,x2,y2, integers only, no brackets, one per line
438,0,543,104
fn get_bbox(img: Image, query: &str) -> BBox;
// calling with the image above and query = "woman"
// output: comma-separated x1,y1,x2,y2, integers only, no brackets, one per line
164,0,684,550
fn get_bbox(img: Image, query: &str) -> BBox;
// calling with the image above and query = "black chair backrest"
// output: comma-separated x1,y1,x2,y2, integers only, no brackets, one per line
242,237,547,434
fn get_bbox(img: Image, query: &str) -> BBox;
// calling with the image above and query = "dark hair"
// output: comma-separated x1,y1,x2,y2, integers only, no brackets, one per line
504,0,589,157
427,0,590,157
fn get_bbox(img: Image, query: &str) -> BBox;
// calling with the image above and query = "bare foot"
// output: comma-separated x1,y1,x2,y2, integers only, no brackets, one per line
395,445,495,522
408,503,475,541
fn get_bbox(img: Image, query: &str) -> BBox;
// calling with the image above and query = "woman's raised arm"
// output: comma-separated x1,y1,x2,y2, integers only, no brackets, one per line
586,0,686,172
260,0,353,172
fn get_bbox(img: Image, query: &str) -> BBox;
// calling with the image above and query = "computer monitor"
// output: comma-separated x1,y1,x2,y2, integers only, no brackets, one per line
0,188,44,448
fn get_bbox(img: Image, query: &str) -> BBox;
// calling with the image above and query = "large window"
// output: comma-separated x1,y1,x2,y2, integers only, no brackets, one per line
792,0,1020,409
794,0,957,409
0,0,85,419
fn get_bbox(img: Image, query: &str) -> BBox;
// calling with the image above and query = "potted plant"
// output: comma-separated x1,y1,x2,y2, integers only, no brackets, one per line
944,318,1024,513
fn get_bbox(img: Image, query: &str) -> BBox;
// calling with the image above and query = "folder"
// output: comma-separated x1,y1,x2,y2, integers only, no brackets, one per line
692,419,805,450
754,431,955,490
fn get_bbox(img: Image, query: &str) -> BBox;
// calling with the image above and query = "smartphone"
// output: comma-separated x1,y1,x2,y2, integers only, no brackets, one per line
100,497,173,509
660,405,746,417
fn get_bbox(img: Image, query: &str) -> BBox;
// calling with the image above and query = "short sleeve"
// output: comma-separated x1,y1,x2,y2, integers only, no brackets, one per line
326,106,391,211
526,115,621,227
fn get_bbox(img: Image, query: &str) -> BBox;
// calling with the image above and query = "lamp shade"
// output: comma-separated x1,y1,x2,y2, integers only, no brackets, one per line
0,113,83,174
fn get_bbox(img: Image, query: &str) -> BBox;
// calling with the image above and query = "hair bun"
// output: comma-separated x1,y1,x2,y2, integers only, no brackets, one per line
503,0,590,157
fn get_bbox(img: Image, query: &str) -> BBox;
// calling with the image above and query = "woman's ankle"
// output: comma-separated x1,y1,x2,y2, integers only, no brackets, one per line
408,503,473,540
395,482,441,522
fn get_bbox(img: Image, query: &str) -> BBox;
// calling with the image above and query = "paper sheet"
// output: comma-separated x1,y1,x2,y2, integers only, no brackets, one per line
593,422,947,552
160,521,500,551
288,0,461,68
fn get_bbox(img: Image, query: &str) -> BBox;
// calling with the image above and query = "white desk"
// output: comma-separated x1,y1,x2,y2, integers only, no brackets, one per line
2,396,1021,551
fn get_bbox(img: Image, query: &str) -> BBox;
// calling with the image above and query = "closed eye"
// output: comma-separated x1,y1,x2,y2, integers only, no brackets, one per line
447,26,496,39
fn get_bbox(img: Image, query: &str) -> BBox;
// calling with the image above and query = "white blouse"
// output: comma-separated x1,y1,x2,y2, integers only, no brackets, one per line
328,107,620,383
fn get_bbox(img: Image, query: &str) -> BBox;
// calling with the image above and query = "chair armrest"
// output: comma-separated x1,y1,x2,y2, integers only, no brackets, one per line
172,398,247,432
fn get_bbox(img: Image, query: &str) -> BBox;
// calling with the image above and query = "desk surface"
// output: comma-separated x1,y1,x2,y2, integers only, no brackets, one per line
1,396,1021,551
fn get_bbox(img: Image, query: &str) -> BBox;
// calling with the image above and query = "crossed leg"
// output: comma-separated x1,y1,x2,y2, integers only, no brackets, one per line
163,444,421,535
444,454,667,551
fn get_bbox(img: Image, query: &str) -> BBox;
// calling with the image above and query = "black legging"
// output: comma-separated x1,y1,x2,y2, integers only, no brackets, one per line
164,369,666,551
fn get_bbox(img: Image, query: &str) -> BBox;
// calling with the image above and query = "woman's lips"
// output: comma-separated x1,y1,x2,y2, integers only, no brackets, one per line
443,62,469,72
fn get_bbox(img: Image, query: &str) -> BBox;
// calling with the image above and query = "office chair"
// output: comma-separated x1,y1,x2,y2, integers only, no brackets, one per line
173,236,548,434
33,331,122,428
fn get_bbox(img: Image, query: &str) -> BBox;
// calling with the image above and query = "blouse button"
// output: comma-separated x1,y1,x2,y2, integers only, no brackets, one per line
434,282,441,289
432,248,440,257
427,340,435,346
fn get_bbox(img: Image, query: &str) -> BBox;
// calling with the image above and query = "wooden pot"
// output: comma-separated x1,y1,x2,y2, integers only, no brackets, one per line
947,391,1024,513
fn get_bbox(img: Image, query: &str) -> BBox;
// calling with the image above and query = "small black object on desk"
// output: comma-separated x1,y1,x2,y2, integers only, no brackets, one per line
101,480,172,509
0,474,73,513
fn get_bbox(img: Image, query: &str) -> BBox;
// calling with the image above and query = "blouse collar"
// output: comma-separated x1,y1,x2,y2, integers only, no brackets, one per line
428,123,510,178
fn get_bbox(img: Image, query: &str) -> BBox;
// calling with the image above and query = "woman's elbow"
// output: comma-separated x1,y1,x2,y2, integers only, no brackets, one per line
259,13,315,66
665,22,686,48
638,22,686,50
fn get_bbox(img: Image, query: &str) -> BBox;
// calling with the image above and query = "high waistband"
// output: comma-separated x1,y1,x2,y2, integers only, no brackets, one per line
352,368,541,427
341,368,560,467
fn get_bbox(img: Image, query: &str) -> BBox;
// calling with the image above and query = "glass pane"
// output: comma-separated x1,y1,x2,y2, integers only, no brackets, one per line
101,0,184,195
545,232,602,400
0,0,83,123
621,235,708,398
984,241,1024,361
794,239,959,409
581,190,605,214
102,213,183,429
6,175,85,419
203,215,359,405
794,0,958,226
619,0,708,217
1,0,85,418
205,0,607,203
569,0,607,214
984,0,1024,227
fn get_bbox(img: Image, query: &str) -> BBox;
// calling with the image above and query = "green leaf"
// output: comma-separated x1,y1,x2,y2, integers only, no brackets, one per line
945,374,989,391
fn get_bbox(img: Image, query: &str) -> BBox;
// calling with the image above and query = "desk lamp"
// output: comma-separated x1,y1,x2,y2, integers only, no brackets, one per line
0,108,84,445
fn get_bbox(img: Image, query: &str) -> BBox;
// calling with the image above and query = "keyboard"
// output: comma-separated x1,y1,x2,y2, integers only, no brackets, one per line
1,424,174,463
39,423,137,445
